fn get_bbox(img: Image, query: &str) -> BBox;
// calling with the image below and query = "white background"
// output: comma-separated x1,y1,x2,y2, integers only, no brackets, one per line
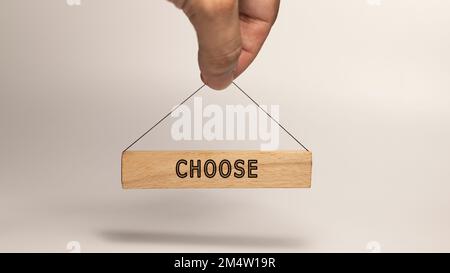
0,0,449,252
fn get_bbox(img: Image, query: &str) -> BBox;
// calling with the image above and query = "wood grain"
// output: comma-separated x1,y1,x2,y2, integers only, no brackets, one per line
121,151,312,189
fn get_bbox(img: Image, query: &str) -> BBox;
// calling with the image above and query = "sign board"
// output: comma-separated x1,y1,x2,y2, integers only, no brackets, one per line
121,150,312,189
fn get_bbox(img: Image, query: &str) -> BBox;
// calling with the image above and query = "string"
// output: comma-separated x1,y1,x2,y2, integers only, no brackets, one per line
123,84,205,152
232,82,310,152
123,82,309,152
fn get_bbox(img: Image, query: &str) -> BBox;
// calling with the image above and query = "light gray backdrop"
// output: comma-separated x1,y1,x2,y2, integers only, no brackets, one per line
1,0,449,252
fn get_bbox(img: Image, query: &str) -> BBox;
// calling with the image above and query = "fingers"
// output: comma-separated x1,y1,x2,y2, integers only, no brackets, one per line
235,0,280,78
168,0,280,89
167,0,188,9
172,0,242,90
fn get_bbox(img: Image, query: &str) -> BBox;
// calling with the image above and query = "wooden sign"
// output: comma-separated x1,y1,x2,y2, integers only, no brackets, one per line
121,150,312,189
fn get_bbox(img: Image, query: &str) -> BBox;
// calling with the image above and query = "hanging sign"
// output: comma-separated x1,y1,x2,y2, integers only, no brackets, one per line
121,83,313,189
122,150,312,189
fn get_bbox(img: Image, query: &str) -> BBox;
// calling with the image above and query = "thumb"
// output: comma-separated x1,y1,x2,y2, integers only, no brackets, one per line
172,0,242,90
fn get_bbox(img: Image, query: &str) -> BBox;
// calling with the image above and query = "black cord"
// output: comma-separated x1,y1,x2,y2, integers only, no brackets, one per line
123,84,205,152
232,82,309,152
123,82,310,152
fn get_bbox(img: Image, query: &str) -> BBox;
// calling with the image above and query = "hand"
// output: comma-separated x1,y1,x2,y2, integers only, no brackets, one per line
169,0,280,90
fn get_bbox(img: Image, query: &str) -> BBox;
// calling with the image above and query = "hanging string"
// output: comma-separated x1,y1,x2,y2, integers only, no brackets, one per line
123,84,205,152
232,82,310,152
123,82,309,152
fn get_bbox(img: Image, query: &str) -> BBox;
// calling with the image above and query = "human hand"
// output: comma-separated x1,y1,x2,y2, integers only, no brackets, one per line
168,0,280,90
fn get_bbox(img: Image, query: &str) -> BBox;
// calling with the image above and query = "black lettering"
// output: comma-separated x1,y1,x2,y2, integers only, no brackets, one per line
248,159,258,178
176,159,188,178
190,159,201,178
219,160,232,178
234,159,245,178
204,159,217,178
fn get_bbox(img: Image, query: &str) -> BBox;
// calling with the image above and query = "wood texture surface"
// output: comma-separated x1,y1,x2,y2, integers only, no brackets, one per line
121,150,312,189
